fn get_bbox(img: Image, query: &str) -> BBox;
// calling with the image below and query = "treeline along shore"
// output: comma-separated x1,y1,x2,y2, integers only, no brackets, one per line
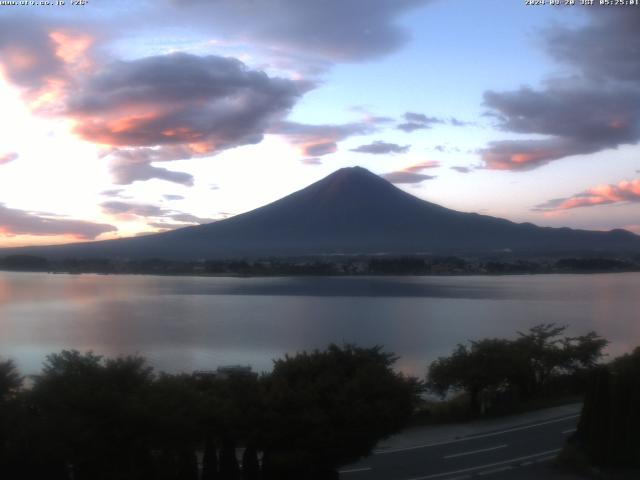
1,254,640,276
1,326,638,479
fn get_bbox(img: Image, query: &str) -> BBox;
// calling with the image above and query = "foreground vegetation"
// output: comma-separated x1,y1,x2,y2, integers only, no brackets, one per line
1,327,636,478
0,345,421,480
426,324,608,416
569,347,640,469
1,254,640,276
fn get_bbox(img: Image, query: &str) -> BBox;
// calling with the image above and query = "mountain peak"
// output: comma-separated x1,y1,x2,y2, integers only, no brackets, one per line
3,166,640,259
311,166,392,194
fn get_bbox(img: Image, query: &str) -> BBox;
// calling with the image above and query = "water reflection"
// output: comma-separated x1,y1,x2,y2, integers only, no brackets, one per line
1,271,639,376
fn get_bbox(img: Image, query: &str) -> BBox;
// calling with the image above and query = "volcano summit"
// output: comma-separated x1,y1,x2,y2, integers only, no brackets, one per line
3,167,640,259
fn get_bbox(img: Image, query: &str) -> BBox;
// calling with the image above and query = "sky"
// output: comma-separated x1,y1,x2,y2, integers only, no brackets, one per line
0,0,639,247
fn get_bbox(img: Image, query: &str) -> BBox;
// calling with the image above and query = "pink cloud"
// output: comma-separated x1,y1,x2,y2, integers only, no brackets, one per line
534,179,640,212
0,152,18,165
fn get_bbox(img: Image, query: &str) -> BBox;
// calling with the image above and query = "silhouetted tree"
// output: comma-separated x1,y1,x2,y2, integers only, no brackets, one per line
428,324,608,414
29,350,156,480
428,339,520,414
574,347,640,467
0,360,21,402
261,344,421,478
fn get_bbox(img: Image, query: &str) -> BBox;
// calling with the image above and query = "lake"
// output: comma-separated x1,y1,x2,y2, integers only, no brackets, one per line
1,271,639,377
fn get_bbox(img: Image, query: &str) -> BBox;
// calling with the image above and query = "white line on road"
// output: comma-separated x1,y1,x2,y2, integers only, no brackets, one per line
477,465,513,476
339,467,372,474
402,448,562,480
443,444,507,459
562,428,577,434
375,414,579,454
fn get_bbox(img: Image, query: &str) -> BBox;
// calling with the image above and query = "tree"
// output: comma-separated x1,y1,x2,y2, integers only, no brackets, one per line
261,344,422,478
428,339,522,414
0,360,22,402
515,324,607,395
427,325,608,414
574,347,640,467
29,350,156,480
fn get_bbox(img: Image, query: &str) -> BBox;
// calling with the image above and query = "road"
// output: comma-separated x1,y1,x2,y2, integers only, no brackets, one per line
339,406,581,480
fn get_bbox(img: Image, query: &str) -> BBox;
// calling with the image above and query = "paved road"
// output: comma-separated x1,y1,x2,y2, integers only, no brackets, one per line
339,408,580,480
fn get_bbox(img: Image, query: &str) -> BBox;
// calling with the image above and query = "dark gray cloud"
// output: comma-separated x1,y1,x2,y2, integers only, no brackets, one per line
546,10,640,84
0,152,18,165
271,120,374,157
382,171,436,184
101,201,165,217
351,141,410,155
397,112,443,132
449,117,473,127
366,115,395,125
169,212,213,224
482,87,640,170
382,160,439,184
101,189,125,197
0,203,116,239
108,149,195,186
100,201,214,225
451,166,472,174
481,9,640,171
163,0,431,63
69,53,305,154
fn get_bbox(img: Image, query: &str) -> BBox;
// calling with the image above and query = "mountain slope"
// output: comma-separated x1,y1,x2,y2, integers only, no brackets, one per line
3,167,640,259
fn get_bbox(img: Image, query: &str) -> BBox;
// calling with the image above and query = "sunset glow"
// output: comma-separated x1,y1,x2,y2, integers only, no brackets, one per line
1,2,639,247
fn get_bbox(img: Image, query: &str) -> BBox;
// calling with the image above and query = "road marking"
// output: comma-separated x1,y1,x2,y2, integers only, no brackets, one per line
533,455,557,464
375,414,579,454
443,444,507,459
339,467,372,474
402,448,562,480
478,465,513,476
562,428,576,434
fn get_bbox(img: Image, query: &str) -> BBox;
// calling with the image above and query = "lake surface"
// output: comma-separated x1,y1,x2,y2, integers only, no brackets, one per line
1,271,639,377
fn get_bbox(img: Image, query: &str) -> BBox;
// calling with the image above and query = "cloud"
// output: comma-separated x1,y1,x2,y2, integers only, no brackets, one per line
110,161,194,186
449,117,473,127
163,194,184,201
451,166,472,174
0,17,95,114
272,120,374,157
0,23,313,185
0,152,18,165
301,157,322,166
382,160,439,184
481,138,592,171
545,9,640,84
162,0,431,63
100,200,214,225
397,112,443,132
0,203,116,239
106,148,195,186
69,53,305,155
482,87,640,170
351,141,410,155
534,179,640,212
481,9,640,171
101,201,164,217
100,189,126,198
